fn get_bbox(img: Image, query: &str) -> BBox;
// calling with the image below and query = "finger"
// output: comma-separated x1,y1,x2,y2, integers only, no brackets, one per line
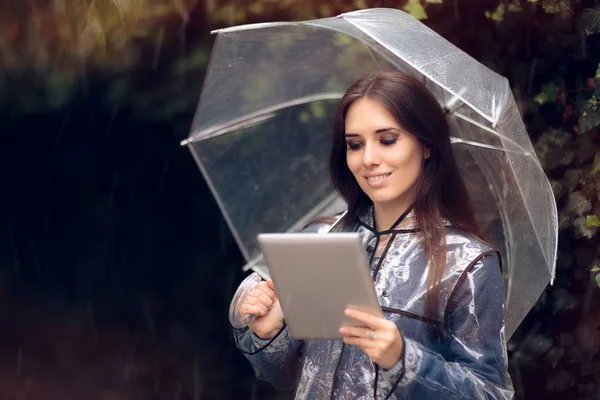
266,278,276,291
342,336,375,348
343,324,396,339
256,281,277,301
244,297,269,314
240,304,267,317
344,308,387,329
249,290,273,308
339,326,372,338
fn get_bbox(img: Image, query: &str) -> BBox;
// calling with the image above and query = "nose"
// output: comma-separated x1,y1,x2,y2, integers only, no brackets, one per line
362,142,380,168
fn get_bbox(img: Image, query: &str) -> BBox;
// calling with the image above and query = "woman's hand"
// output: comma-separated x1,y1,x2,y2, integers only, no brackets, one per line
339,308,403,370
241,279,285,340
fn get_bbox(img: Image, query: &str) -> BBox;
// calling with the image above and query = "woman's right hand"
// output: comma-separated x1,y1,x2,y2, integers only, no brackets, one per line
241,278,285,340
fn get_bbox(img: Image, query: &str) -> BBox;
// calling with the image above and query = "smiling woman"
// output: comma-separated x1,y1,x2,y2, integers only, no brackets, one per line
343,97,430,231
233,71,515,399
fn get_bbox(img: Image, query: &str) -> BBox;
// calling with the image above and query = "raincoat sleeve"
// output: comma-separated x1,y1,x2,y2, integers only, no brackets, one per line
376,253,514,399
234,325,303,390
231,221,333,390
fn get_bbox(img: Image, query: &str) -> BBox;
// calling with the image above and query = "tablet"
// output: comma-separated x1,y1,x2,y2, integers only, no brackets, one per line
257,233,383,340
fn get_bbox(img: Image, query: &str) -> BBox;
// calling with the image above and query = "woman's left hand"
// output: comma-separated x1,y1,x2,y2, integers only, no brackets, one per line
339,308,403,370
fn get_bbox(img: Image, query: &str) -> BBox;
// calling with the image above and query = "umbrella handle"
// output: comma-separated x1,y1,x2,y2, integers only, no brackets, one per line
228,272,262,329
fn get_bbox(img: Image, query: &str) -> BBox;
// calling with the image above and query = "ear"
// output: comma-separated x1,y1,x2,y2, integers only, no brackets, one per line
423,145,432,160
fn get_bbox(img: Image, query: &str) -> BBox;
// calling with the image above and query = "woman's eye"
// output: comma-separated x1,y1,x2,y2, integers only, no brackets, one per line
346,142,363,151
380,138,397,146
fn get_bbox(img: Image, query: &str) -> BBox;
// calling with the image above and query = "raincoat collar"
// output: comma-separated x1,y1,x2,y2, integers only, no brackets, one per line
356,204,452,234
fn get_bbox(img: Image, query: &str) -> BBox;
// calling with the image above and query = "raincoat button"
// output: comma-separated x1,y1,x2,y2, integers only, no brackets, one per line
382,290,389,297
367,245,374,253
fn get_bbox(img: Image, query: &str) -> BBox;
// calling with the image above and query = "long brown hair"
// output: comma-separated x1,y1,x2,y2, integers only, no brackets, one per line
329,71,483,323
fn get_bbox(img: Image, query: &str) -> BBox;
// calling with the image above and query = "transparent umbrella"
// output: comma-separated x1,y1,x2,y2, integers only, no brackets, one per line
181,8,558,339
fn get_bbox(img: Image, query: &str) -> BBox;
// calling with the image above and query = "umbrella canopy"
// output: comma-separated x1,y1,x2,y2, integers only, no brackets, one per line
182,8,558,339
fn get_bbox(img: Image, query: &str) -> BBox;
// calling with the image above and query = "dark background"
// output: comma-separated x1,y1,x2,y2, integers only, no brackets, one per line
1,1,599,399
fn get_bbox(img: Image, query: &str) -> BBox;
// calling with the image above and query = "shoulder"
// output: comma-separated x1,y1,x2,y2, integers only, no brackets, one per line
441,228,503,310
444,227,499,269
444,249,505,325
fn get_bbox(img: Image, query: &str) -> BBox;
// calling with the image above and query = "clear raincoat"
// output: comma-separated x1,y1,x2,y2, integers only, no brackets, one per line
234,207,514,399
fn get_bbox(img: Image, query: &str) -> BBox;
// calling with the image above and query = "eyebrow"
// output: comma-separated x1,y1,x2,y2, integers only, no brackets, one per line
345,127,401,137
375,127,402,134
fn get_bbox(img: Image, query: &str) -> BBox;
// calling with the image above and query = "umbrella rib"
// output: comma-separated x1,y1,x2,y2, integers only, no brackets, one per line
452,111,532,156
181,92,344,145
211,21,297,35
444,89,468,113
450,137,506,152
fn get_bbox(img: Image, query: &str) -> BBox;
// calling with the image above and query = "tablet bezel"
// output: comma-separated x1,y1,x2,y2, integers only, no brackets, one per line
257,232,383,340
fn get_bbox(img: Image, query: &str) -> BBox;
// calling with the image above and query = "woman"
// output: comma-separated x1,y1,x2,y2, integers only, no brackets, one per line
233,71,514,399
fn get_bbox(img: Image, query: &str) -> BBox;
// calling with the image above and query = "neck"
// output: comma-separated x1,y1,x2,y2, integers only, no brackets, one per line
373,198,413,231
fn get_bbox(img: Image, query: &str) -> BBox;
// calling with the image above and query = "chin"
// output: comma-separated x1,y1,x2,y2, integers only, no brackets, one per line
366,193,398,205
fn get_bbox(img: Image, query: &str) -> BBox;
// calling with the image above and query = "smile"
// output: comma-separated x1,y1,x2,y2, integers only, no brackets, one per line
365,173,391,184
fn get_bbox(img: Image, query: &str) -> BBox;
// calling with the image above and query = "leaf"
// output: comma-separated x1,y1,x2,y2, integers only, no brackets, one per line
574,216,598,239
404,0,428,20
591,265,600,272
318,4,333,16
333,32,353,47
589,95,599,111
596,273,600,288
564,169,586,192
172,46,209,74
508,1,523,12
591,153,600,175
249,2,264,14
542,0,571,14
549,179,566,200
425,0,443,3
309,101,326,120
299,112,311,124
544,148,574,170
535,128,571,149
567,191,592,216
542,2,560,13
558,215,571,231
587,215,600,227
579,98,600,133
534,82,559,105
485,4,505,21
582,7,600,36
579,111,600,133
596,63,600,80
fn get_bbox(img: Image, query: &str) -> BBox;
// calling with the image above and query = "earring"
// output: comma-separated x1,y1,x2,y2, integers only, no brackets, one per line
427,151,432,158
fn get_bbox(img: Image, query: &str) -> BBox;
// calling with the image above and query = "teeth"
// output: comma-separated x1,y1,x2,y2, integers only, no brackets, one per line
367,173,391,183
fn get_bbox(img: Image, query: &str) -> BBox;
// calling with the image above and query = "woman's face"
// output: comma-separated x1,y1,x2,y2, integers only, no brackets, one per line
344,97,428,210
